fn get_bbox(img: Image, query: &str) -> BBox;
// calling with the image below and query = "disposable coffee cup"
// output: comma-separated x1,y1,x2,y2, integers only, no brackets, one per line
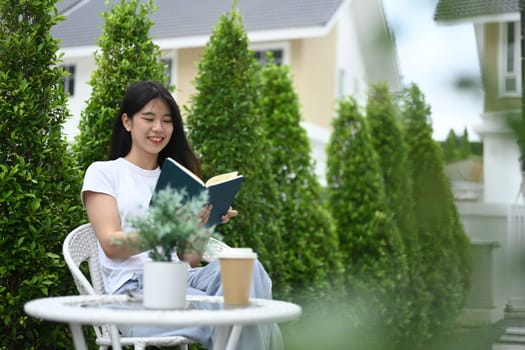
218,248,257,306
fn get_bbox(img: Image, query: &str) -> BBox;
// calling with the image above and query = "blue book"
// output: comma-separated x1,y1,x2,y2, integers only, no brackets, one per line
152,157,244,227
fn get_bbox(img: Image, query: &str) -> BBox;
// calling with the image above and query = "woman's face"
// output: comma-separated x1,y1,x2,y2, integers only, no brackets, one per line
122,98,174,161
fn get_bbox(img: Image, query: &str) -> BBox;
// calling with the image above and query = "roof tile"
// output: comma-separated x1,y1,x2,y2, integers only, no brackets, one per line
434,0,518,22
53,0,344,48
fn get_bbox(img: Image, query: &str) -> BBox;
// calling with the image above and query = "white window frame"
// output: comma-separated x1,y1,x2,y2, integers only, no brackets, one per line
250,42,290,66
499,21,522,97
161,57,173,86
161,50,178,88
60,64,76,96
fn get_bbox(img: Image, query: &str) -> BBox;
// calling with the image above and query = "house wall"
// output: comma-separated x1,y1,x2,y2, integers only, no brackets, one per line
475,23,522,203
176,47,202,115
62,37,339,139
479,118,522,203
337,8,368,105
457,202,509,322
62,56,95,141
291,26,338,130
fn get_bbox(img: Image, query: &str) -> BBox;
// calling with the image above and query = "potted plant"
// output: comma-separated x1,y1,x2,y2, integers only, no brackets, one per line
114,186,212,309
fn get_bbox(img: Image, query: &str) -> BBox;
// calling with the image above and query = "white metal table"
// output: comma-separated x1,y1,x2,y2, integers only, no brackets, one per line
24,294,302,350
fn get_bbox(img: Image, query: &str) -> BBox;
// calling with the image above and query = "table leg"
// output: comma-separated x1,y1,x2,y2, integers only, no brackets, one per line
69,323,87,350
214,325,230,350
225,325,242,350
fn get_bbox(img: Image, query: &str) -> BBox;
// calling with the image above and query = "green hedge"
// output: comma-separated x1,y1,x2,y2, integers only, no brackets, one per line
185,6,288,296
0,0,84,348
401,83,472,338
326,96,410,348
258,57,345,302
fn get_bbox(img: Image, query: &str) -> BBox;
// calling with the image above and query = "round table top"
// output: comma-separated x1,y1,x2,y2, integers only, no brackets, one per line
24,294,302,327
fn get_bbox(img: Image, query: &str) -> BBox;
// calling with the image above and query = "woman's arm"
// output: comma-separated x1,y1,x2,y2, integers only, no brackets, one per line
84,191,140,259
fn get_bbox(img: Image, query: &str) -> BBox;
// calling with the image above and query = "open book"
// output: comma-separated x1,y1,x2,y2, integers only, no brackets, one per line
152,157,244,227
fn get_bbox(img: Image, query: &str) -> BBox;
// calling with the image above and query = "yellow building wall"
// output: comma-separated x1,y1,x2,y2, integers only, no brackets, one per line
171,26,338,130
291,26,338,130
175,47,203,117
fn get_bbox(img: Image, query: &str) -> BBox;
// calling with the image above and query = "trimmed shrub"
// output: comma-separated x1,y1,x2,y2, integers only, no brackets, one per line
258,56,345,301
400,83,471,337
0,0,84,347
184,6,287,296
366,82,430,345
326,96,409,347
73,0,170,169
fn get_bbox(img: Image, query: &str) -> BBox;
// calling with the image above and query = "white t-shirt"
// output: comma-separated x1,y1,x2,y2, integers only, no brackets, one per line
82,157,176,294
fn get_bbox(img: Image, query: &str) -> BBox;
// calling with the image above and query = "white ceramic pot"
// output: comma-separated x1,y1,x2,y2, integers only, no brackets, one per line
143,261,188,309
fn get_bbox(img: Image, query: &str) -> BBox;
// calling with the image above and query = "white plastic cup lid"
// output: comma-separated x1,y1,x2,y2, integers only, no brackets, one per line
218,248,257,259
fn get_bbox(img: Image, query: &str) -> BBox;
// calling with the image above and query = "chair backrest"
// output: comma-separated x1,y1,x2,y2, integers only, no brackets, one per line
63,223,106,295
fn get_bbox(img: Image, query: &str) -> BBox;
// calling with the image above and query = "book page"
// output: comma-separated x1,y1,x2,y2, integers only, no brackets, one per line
168,158,205,186
205,171,239,186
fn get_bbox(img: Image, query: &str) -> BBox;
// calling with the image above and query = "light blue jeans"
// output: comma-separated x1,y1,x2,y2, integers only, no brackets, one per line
114,259,283,350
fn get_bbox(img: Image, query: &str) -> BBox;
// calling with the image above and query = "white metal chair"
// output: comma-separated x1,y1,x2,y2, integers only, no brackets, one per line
63,223,230,350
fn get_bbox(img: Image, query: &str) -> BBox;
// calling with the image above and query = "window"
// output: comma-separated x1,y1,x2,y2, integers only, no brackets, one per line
161,58,172,85
60,64,75,96
338,69,346,98
253,49,284,66
251,42,290,66
500,21,522,96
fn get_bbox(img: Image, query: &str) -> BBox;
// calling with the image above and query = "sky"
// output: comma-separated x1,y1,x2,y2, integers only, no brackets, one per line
382,0,484,141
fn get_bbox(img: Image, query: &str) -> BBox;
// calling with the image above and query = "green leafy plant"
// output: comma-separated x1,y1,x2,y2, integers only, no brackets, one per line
185,4,287,295
326,95,410,348
114,187,213,262
0,0,84,348
366,82,429,347
400,83,471,338
257,54,345,301
506,113,525,171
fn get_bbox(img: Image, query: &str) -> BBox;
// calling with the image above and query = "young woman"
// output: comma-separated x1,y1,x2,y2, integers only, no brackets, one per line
81,80,282,349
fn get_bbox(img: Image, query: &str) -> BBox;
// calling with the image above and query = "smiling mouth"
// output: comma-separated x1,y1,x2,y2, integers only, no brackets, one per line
148,136,163,142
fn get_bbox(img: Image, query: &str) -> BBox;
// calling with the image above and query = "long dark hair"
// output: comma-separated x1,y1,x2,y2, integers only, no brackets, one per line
108,80,201,177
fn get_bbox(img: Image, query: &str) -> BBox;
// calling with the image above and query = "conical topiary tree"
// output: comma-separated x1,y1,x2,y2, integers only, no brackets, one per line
184,5,287,295
400,83,471,336
73,0,170,169
366,82,418,255
443,129,460,162
258,55,345,301
365,82,431,345
326,96,409,347
0,0,84,347
460,128,472,159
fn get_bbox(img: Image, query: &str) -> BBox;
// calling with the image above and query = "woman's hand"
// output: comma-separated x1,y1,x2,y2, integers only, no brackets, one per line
221,207,238,224
182,252,202,268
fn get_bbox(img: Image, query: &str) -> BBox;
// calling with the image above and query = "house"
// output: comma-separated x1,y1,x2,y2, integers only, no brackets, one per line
434,0,525,326
435,0,522,205
51,0,402,180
